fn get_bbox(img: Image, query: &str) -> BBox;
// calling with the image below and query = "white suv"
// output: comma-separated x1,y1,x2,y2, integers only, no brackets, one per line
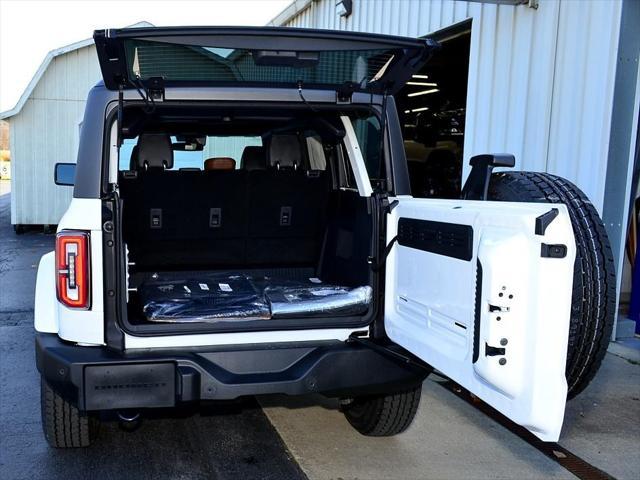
36,26,615,448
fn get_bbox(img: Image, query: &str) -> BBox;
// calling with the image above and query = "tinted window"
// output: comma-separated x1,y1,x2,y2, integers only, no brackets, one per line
125,40,397,89
351,116,382,179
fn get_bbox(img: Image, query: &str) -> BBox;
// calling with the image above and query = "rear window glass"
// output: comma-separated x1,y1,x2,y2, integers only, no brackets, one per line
125,40,396,89
119,136,262,171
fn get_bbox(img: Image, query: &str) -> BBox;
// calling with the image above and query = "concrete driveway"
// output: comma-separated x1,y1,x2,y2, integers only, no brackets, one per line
262,353,639,480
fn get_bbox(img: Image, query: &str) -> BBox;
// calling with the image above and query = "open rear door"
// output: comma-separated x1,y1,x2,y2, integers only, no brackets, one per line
94,26,436,95
385,197,576,441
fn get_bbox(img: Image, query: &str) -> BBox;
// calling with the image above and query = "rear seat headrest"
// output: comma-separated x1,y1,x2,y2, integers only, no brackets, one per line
269,135,303,170
137,133,174,170
204,157,236,171
241,146,266,171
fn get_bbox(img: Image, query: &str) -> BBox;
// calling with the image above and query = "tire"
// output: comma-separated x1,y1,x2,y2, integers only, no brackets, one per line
342,385,422,436
488,172,616,399
41,377,97,448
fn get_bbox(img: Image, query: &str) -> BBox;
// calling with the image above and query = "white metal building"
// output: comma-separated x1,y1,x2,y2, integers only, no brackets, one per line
0,35,103,226
0,20,265,228
0,22,153,227
270,0,640,337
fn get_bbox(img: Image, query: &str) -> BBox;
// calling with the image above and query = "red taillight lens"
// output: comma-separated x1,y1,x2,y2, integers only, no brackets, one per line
56,231,91,309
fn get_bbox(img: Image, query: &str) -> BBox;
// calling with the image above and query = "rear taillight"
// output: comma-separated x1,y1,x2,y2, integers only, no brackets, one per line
56,231,91,309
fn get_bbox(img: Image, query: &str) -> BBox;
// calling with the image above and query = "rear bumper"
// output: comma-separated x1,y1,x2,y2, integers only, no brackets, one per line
36,333,427,411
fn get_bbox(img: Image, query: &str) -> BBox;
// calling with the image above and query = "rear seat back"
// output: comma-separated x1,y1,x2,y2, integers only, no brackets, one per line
247,135,329,265
121,135,331,269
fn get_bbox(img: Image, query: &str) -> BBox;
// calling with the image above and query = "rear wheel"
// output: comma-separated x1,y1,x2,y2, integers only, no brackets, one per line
342,385,422,436
41,377,98,448
488,172,616,398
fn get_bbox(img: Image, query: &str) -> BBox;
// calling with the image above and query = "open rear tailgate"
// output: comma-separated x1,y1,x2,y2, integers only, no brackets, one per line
93,26,436,95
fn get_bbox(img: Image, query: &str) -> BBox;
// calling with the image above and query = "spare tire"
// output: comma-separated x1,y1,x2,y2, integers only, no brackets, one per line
488,171,616,399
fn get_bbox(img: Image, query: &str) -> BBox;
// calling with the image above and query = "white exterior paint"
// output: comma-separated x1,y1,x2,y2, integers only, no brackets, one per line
34,252,58,333
272,0,623,216
385,197,576,441
34,199,106,344
55,198,105,345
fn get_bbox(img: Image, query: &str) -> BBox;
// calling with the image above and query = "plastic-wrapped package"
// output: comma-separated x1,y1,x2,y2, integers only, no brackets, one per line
137,270,373,323
265,285,373,318
139,273,270,322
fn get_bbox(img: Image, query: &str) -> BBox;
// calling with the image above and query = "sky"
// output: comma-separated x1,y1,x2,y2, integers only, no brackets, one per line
0,0,290,112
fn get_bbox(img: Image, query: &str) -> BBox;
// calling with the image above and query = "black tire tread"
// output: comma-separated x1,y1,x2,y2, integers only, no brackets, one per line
41,377,95,448
488,172,616,398
343,385,422,436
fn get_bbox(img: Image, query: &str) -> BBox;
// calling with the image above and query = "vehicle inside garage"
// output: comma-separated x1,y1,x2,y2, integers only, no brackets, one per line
396,23,471,199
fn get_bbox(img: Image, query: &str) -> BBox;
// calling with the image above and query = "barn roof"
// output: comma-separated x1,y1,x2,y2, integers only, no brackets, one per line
0,21,153,120
266,0,312,26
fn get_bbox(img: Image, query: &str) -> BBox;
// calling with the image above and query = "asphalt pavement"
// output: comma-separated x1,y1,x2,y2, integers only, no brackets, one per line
0,182,305,480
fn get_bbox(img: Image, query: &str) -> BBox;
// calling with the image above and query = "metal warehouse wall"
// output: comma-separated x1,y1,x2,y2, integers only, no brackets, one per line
277,0,623,215
7,46,259,226
9,45,101,225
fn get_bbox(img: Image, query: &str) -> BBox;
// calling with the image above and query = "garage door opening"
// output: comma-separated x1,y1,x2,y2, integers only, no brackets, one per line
396,21,471,199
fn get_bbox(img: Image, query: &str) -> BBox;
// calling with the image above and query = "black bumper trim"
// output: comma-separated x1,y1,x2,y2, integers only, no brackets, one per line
36,333,427,411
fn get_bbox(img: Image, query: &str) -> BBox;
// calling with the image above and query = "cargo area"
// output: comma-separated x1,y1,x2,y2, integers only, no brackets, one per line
116,104,381,333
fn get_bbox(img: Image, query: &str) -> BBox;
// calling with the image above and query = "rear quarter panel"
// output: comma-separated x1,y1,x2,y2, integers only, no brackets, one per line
54,198,105,345
34,252,58,333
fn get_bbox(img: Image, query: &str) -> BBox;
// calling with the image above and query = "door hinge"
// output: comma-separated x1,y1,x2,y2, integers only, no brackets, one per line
376,192,398,214
336,81,356,104
146,76,165,101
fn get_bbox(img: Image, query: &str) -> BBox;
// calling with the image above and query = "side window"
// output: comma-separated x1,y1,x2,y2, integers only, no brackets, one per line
351,116,382,180
305,134,327,171
119,138,137,170
335,143,358,191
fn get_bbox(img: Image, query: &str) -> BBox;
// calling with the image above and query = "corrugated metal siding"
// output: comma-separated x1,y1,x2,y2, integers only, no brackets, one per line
282,0,623,214
546,0,622,206
10,45,101,224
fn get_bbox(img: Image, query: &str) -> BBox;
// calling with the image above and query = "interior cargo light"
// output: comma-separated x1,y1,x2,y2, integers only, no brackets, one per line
411,74,429,79
56,231,91,309
407,88,440,97
406,82,437,87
